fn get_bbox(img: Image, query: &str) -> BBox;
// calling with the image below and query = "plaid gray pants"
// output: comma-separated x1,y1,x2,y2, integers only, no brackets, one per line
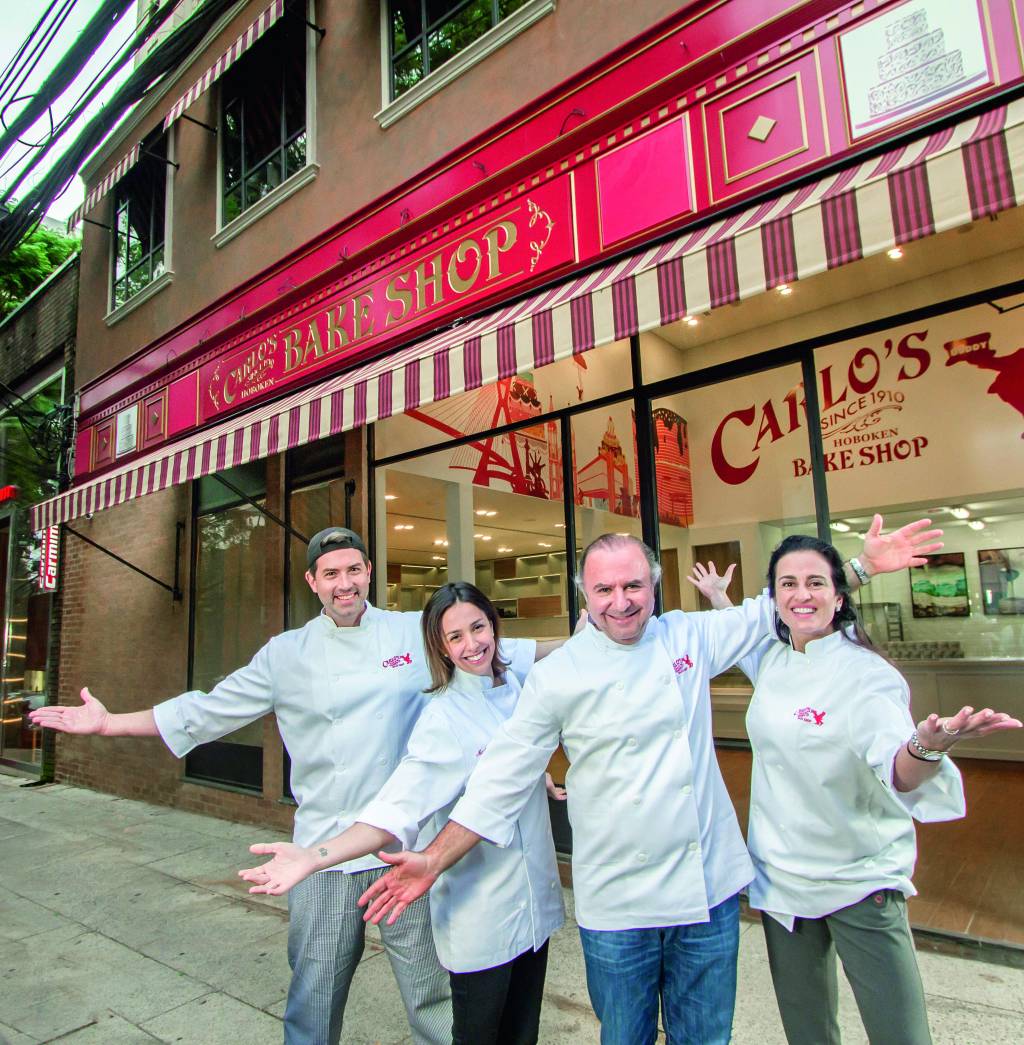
284,867,452,1045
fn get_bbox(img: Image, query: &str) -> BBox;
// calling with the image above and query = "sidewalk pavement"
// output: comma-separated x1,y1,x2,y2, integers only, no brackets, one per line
2,769,1022,1045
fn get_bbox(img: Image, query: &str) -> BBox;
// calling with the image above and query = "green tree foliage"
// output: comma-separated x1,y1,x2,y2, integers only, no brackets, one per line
0,217,79,318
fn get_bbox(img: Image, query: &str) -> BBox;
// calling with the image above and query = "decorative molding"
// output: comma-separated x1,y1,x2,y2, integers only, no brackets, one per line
104,270,175,328
211,162,320,249
375,0,556,131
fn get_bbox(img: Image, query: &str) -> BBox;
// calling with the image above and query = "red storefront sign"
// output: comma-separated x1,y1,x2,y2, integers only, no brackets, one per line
198,177,575,422
38,525,59,591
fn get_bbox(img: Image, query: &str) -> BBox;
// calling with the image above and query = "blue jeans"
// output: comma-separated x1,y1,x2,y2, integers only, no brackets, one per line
579,893,740,1045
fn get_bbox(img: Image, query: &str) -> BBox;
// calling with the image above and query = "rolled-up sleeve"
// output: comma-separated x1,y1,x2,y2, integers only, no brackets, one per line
450,673,560,847
686,591,776,678
152,641,276,758
856,670,966,822
358,706,468,850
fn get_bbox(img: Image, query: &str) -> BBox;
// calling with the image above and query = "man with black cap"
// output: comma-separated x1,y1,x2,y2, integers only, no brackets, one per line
30,525,545,1045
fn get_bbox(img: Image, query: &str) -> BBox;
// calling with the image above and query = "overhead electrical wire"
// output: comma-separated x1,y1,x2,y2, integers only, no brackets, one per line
3,0,79,121
0,0,240,257
0,0,70,101
0,0,135,166
0,1,165,195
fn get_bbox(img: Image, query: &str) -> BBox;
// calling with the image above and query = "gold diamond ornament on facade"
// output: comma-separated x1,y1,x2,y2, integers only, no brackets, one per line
748,115,777,142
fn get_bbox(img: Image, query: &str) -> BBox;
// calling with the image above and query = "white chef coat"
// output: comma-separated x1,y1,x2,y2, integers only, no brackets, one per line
743,630,965,928
153,602,535,869
358,665,564,973
450,596,775,931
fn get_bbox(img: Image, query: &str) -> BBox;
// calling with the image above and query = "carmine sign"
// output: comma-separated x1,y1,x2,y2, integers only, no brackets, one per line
199,177,576,423
38,525,59,592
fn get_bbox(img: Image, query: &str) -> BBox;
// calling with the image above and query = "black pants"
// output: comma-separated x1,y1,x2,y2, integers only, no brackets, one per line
449,941,550,1045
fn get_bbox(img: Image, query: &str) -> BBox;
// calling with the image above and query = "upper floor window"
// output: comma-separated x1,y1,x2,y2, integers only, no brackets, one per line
111,132,167,310
389,0,530,99
221,10,307,225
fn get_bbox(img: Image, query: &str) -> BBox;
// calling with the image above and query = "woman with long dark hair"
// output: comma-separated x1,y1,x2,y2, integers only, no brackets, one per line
239,581,565,1045
690,535,1020,1045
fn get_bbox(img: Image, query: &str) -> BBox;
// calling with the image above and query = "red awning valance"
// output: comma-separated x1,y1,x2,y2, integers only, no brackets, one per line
66,142,142,232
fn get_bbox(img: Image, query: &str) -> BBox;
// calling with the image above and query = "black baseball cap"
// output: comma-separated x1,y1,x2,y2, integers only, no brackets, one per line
306,527,369,570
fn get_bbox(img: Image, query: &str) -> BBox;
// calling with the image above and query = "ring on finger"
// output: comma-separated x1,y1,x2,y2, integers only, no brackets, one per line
940,720,960,736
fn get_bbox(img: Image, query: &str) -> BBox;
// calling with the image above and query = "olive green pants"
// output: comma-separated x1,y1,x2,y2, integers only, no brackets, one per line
761,890,932,1045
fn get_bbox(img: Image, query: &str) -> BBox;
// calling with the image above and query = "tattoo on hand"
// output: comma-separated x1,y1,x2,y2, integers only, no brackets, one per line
318,847,328,858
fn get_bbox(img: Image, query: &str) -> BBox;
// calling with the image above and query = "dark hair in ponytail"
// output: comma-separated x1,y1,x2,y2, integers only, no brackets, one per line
767,534,877,653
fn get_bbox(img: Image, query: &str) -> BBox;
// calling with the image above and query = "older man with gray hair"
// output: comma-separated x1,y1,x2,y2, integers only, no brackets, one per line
359,519,942,1045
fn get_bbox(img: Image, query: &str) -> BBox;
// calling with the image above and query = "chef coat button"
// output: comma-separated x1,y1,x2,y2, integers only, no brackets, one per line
661,675,671,685
375,711,383,720
632,795,641,805
636,851,648,863
681,784,692,796
687,841,699,854
337,765,346,774
673,729,682,740
627,736,637,747
614,681,624,692
379,757,387,766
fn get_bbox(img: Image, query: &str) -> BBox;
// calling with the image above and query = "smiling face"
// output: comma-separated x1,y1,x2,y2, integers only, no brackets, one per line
305,547,371,627
773,548,842,652
581,543,657,645
441,600,496,677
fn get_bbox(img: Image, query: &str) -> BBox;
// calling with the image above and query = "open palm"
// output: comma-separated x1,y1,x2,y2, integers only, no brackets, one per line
28,687,109,735
239,842,319,895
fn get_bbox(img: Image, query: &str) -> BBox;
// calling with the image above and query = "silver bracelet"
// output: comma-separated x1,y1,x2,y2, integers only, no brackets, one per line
848,556,871,586
908,730,945,761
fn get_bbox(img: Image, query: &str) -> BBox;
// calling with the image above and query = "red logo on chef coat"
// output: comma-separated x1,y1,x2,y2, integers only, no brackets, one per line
673,655,694,674
794,706,827,726
382,653,414,668
476,746,487,757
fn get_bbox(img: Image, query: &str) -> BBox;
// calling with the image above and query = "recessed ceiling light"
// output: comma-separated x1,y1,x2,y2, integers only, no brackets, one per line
474,533,483,539
474,509,488,516
538,541,552,548
684,315,698,327
777,283,793,295
887,246,904,259
394,523,414,531
497,546,512,553
829,522,851,533
486,510,497,517
968,519,985,530
431,555,444,561
480,535,492,541
949,507,970,519
384,494,397,501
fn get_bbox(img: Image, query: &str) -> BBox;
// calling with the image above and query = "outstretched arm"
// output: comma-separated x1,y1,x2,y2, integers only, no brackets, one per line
357,821,482,925
850,514,944,586
686,562,736,610
28,687,158,737
239,823,397,896
894,705,1022,792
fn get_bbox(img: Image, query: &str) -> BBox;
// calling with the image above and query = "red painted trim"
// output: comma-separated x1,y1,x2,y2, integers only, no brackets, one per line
75,0,1024,479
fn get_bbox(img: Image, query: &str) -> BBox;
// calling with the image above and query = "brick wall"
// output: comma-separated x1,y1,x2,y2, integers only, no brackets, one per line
0,255,78,389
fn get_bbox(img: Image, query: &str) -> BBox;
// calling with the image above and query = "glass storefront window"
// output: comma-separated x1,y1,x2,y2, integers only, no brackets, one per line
650,364,818,738
811,305,1024,761
186,463,271,791
374,337,635,461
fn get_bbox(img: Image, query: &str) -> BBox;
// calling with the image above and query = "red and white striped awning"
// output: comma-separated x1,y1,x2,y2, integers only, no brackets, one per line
32,98,1024,531
162,0,285,131
66,142,141,232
